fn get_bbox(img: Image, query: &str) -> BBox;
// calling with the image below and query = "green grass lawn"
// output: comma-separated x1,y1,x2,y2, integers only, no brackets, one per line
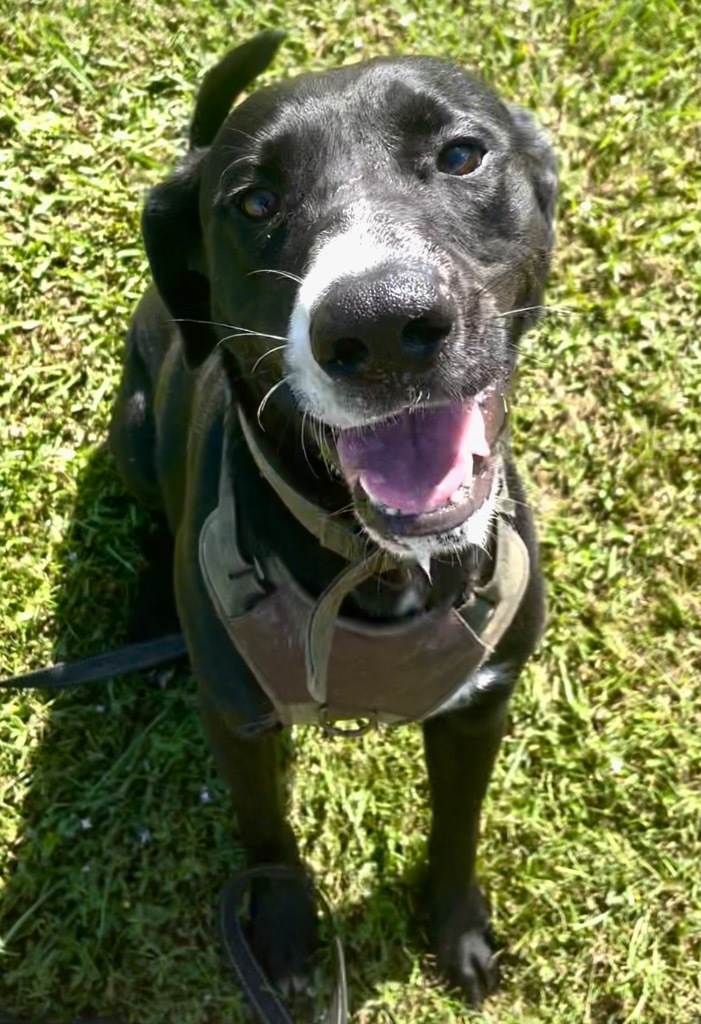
1,0,700,1021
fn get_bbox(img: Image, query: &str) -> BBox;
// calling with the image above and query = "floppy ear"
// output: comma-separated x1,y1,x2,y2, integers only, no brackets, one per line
507,105,558,236
141,31,286,369
141,151,212,368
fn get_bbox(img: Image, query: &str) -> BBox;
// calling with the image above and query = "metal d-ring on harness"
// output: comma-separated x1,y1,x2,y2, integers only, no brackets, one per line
319,708,378,737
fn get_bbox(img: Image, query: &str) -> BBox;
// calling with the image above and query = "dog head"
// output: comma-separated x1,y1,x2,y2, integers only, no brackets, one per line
143,31,557,559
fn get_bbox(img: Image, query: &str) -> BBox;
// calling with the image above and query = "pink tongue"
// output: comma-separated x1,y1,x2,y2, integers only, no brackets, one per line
336,402,490,515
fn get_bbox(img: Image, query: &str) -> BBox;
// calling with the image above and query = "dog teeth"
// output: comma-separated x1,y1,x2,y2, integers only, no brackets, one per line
416,551,432,580
450,488,464,504
383,505,401,516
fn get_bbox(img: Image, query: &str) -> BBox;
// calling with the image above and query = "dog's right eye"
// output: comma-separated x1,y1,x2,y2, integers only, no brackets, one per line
437,141,486,176
239,188,279,221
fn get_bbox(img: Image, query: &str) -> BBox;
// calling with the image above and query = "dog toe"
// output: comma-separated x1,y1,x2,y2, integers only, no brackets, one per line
440,926,500,1006
429,883,501,1006
245,872,320,990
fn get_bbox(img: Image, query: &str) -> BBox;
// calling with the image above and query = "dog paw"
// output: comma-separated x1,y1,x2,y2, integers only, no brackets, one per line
428,883,500,1006
245,871,320,997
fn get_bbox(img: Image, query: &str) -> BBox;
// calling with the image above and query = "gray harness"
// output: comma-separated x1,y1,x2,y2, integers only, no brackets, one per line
200,407,530,730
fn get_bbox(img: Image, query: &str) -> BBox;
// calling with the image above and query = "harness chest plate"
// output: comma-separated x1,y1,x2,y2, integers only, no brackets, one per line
199,413,530,729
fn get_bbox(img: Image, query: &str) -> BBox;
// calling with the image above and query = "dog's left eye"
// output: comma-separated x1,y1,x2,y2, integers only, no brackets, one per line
239,188,279,220
437,142,486,176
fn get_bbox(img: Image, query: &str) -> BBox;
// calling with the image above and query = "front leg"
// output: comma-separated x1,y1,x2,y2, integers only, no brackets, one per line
174,463,320,995
200,696,320,994
422,692,509,1006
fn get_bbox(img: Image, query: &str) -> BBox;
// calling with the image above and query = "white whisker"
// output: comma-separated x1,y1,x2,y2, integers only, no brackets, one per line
222,126,260,142
217,331,286,351
251,345,287,374
172,317,285,341
492,304,579,320
300,410,319,478
256,378,288,429
505,341,549,367
249,268,303,284
216,154,255,193
499,494,532,512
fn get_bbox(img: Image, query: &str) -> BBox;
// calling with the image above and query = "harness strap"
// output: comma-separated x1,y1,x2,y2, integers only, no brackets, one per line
305,549,388,703
202,410,532,722
471,508,530,654
199,413,268,620
237,409,369,564
448,495,530,661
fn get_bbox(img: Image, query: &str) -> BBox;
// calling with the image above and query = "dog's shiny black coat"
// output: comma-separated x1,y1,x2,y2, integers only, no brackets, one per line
109,32,555,1006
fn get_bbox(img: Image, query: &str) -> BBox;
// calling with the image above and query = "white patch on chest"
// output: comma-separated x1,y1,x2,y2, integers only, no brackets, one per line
427,664,502,718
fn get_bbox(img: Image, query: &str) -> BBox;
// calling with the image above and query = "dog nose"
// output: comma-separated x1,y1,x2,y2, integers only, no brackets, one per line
310,267,456,380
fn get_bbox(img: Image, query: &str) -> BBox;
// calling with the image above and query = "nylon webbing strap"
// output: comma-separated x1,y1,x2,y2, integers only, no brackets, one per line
304,549,387,703
218,865,348,1024
0,634,188,691
470,516,530,655
237,409,369,564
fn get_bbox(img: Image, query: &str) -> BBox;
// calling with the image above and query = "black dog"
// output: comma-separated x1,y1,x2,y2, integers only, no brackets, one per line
109,30,556,1007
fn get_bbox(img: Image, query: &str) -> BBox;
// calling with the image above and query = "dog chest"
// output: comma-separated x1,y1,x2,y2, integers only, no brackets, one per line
199,435,531,730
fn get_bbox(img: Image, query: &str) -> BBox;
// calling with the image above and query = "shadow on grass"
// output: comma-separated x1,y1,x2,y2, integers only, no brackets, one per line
0,447,419,1024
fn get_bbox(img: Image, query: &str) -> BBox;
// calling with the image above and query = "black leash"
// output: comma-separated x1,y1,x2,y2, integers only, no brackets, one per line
219,866,398,1024
1,652,400,1024
219,865,348,1024
0,634,188,691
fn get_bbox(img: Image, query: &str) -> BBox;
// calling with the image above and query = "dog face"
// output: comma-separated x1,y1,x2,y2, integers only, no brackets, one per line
144,33,557,558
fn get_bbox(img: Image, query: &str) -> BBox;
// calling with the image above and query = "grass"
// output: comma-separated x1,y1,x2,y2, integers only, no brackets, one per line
1,0,700,1020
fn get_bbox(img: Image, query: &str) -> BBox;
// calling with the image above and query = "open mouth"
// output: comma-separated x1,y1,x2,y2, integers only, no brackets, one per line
334,391,505,539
